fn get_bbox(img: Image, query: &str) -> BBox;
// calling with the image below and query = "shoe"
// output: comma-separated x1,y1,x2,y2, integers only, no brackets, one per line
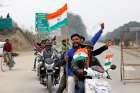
55,79,59,84
32,68,36,71
40,79,46,86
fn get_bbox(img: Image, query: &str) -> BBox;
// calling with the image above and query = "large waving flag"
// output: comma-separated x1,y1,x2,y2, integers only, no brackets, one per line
46,3,68,32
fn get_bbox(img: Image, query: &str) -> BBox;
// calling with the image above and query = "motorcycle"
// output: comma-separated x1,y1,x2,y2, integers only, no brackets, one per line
40,56,60,93
32,49,42,76
35,53,43,78
84,65,116,93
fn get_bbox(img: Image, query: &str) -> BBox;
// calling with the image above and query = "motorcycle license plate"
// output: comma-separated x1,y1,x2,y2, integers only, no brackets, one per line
85,79,95,93
94,79,111,93
95,86,110,93
85,79,111,93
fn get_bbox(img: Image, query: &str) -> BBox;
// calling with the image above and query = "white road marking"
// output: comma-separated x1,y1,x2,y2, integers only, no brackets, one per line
124,66,135,71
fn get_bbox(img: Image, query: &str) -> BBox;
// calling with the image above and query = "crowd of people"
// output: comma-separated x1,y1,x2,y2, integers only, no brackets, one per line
0,13,10,19
32,23,113,93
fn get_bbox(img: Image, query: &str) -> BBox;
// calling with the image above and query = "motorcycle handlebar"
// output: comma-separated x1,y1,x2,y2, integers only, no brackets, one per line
84,76,92,79
84,68,113,80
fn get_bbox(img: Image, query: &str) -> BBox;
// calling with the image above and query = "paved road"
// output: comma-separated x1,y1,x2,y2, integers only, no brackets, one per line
95,43,140,93
0,44,140,93
0,52,58,93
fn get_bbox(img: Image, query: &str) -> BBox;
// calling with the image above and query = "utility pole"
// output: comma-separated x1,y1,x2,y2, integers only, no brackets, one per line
136,31,138,45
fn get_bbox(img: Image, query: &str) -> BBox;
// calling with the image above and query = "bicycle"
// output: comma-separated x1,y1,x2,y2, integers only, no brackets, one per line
0,55,9,72
0,52,18,72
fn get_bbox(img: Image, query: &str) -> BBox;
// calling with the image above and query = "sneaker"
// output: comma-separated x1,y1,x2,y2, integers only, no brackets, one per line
40,79,46,86
32,68,36,71
55,79,59,84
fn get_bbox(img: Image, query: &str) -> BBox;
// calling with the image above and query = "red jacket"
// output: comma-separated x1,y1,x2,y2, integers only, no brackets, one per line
3,42,12,52
32,41,43,53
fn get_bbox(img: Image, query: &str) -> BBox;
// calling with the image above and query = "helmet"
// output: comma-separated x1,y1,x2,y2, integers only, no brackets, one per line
45,39,52,46
40,40,46,44
82,41,93,48
73,48,88,63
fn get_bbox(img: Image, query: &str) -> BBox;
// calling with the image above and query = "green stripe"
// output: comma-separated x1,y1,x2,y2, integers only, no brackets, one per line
74,56,87,62
48,18,68,32
104,62,112,66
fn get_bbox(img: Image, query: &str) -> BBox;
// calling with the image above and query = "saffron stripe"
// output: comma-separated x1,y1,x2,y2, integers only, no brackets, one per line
47,4,67,20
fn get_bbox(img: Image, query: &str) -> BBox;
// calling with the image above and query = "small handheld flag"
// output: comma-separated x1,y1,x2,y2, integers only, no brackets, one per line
104,53,113,70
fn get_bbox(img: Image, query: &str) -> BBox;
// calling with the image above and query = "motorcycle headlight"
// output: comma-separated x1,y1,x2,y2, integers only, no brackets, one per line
45,63,54,70
55,67,59,70
41,67,45,70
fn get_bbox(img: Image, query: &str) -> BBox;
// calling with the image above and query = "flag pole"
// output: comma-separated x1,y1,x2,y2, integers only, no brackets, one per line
65,1,69,92
65,25,69,93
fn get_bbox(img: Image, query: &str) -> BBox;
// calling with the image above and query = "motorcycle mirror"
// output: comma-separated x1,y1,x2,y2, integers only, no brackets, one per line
92,66,105,73
110,64,117,70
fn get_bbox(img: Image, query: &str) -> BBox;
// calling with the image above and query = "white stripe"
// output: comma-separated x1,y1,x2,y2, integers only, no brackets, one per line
73,52,88,59
124,66,135,71
48,11,67,27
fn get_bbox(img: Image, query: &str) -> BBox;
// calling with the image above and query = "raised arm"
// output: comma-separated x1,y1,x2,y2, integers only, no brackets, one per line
91,40,113,56
91,23,104,45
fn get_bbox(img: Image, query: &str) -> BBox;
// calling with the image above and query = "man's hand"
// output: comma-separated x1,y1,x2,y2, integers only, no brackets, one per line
52,36,56,41
106,40,113,47
100,23,104,30
77,69,84,75
64,55,69,63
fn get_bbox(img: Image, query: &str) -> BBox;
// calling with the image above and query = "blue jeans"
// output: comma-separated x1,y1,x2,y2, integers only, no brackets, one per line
75,80,85,93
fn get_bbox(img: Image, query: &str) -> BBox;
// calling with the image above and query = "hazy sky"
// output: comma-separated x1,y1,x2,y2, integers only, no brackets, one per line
0,0,140,35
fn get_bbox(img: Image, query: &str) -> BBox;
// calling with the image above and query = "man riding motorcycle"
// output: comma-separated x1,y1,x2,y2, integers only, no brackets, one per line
39,40,60,85
72,41,112,93
61,39,70,54
32,40,46,71
57,23,105,93
56,39,70,93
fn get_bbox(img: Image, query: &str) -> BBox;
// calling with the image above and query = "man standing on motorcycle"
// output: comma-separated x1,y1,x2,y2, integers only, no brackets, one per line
40,40,60,84
80,23,104,44
72,41,112,93
79,23,105,72
57,23,105,93
65,34,106,93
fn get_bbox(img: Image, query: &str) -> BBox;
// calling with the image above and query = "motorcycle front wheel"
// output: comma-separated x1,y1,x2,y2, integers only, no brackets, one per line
47,75,52,93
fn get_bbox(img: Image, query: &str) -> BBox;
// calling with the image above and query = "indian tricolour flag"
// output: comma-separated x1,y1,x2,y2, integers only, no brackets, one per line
104,54,113,70
46,3,68,32
73,48,88,62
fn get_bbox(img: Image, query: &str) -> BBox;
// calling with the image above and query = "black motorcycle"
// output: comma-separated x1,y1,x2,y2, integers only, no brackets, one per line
40,57,60,93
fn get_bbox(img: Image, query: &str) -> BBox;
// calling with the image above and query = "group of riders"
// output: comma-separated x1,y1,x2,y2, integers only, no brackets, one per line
32,23,113,93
